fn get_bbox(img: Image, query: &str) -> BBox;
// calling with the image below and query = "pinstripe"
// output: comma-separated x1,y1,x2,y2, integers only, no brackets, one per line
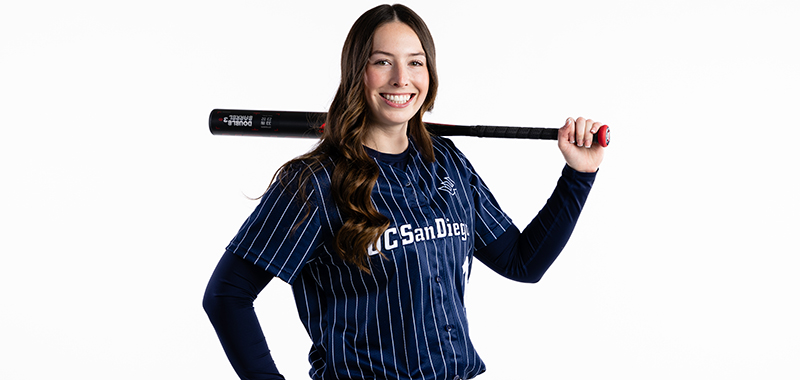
424,142,478,374
381,249,401,380
433,138,512,375
376,163,428,380
280,210,320,282
356,262,376,378
372,169,414,377
234,170,300,258
300,275,326,379
227,137,512,379
407,144,457,378
391,147,456,377
326,263,346,379
434,140,501,246
393,167,444,380
404,159,451,375
372,251,390,380
432,138,502,376
419,144,473,375
255,188,306,263
312,161,377,376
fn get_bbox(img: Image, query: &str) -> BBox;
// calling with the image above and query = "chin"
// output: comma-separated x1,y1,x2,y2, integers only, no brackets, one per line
370,110,419,129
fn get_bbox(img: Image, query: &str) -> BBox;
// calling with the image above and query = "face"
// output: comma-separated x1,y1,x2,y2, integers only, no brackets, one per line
363,21,429,130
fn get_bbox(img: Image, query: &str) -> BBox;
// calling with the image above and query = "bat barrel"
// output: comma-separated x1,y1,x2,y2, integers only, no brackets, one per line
209,109,325,137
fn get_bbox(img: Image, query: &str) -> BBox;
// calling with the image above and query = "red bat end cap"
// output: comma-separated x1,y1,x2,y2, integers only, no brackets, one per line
597,125,610,147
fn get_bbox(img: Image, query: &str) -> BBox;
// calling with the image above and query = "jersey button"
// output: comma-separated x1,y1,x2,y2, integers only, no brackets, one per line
404,181,412,187
453,376,462,380
435,275,442,283
445,324,454,332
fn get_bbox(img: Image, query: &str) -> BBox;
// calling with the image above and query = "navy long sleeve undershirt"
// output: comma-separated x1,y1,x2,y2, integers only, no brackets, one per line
203,252,284,380
203,156,596,379
474,164,596,282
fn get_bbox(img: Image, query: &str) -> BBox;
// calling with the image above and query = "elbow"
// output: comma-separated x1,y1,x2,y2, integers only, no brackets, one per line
203,280,258,324
203,281,230,323
501,266,546,283
202,286,218,319
524,274,543,284
512,272,544,284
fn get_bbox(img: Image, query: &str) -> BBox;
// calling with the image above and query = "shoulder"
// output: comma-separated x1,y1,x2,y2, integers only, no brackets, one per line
430,135,462,158
280,157,335,185
430,135,474,171
430,134,458,151
270,157,336,207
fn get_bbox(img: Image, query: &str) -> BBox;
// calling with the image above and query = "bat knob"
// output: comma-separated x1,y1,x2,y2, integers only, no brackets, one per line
597,125,610,147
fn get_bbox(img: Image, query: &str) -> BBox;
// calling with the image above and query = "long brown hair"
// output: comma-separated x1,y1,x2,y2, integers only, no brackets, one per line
277,4,438,272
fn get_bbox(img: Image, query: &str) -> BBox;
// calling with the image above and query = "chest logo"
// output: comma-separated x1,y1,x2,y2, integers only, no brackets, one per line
438,177,456,195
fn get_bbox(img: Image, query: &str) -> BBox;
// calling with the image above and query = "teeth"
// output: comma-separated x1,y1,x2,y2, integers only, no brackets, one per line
383,94,412,104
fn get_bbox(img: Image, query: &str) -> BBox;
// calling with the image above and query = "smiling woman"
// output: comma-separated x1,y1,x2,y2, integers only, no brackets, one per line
203,3,605,380
363,21,430,142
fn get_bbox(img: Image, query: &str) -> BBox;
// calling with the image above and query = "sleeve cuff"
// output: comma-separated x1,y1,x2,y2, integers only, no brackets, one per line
563,164,598,181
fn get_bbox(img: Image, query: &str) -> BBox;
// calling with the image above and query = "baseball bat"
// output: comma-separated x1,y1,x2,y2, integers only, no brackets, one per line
209,109,610,147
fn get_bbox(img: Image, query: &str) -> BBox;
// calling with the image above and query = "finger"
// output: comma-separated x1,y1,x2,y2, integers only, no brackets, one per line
562,117,575,144
582,119,597,148
589,121,601,134
584,119,596,148
575,117,586,147
584,119,594,147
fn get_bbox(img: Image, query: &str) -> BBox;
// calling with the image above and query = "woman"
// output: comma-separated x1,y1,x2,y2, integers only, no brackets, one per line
203,4,604,380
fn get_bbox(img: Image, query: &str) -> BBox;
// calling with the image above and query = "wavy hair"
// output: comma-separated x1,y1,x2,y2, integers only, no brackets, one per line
276,4,438,272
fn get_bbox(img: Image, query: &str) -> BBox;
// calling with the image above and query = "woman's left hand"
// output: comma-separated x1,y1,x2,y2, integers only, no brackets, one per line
558,117,606,173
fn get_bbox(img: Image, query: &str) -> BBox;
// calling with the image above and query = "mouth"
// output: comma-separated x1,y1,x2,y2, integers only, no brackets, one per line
381,93,415,106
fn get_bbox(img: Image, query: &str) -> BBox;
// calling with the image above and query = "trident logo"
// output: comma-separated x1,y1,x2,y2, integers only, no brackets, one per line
438,177,456,195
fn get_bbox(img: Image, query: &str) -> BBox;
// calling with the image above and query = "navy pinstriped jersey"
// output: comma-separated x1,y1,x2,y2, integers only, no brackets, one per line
227,136,512,380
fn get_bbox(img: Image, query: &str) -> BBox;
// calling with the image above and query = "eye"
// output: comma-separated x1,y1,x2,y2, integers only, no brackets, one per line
374,59,391,66
410,60,425,67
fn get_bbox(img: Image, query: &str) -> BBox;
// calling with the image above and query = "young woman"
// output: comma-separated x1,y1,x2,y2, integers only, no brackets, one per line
203,4,604,380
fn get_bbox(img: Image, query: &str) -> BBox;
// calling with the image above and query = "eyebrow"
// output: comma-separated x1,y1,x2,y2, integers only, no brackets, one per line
370,50,426,57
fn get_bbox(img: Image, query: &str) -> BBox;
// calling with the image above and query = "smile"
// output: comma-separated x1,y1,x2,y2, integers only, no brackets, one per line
381,93,414,105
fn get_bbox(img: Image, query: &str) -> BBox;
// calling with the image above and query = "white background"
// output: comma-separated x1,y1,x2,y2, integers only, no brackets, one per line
2,0,798,379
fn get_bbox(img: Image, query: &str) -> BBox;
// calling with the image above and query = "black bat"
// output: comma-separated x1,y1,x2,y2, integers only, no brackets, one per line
209,109,610,147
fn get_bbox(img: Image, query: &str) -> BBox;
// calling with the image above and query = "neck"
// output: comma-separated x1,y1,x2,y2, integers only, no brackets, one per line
364,122,409,154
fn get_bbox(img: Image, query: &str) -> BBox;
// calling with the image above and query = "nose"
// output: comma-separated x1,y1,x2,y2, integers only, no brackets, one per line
391,65,408,87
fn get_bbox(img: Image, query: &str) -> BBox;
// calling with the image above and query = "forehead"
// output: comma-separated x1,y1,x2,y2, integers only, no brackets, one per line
371,21,424,55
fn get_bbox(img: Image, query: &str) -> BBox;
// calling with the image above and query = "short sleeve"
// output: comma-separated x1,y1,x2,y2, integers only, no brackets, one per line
469,163,513,249
438,137,513,249
226,167,323,284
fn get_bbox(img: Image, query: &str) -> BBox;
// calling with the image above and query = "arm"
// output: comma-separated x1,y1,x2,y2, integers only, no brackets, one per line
474,165,596,282
475,116,604,282
203,250,286,380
